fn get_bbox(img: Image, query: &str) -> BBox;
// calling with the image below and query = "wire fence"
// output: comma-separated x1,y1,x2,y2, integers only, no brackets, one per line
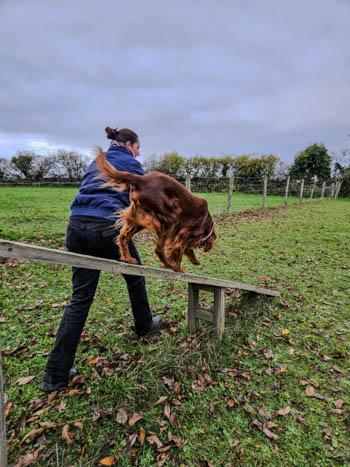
0,175,343,216
172,175,343,214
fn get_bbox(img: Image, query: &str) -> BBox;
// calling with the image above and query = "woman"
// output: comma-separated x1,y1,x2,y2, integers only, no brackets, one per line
40,126,162,393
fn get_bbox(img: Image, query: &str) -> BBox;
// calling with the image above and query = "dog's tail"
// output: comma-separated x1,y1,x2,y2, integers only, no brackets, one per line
94,146,143,190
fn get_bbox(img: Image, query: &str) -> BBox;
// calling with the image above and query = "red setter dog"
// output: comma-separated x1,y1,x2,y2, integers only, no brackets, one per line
95,148,216,272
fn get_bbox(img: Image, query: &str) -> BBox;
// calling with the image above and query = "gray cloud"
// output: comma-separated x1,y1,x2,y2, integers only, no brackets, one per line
0,0,349,162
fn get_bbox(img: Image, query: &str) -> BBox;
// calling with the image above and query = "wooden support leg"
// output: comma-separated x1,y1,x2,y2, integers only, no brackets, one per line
187,283,226,340
187,283,199,333
213,287,225,341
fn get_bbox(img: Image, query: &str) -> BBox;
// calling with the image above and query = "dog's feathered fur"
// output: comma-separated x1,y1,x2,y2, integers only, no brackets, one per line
95,147,216,272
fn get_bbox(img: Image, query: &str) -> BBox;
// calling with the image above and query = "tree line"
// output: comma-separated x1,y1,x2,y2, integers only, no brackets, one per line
0,149,89,182
1,144,349,195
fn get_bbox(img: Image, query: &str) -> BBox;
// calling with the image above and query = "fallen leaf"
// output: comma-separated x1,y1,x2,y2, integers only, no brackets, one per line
288,348,295,355
332,408,344,414
62,424,74,444
58,399,67,412
230,440,240,448
5,401,13,419
38,421,56,429
70,374,85,385
281,328,290,336
171,398,182,407
116,407,128,424
266,421,278,429
51,300,67,308
128,433,138,448
14,449,40,467
155,396,167,405
305,385,315,397
99,456,118,466
16,376,35,386
294,413,308,425
227,398,236,408
264,349,274,359
147,434,163,449
277,405,291,416
0,317,6,323
139,427,146,446
275,366,287,375
258,407,272,419
244,404,255,414
74,421,84,430
334,399,345,409
168,432,182,447
87,356,100,365
164,403,171,420
262,427,279,440
128,412,143,427
47,392,57,404
162,376,174,389
93,407,113,421
16,414,28,431
314,392,327,401
22,428,46,443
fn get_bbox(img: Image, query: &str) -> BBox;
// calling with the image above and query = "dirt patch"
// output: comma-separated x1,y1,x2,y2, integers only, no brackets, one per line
213,206,289,227
134,206,290,243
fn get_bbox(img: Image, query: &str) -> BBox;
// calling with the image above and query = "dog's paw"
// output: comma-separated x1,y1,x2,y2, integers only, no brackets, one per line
121,257,139,265
171,266,185,273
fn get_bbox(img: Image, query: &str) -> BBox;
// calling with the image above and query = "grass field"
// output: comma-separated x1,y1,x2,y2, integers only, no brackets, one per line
1,188,349,466
0,187,300,242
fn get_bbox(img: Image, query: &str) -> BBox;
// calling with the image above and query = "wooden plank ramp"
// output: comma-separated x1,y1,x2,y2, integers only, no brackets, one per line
0,239,279,341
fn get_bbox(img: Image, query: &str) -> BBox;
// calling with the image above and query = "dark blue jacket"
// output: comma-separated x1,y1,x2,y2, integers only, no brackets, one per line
70,146,145,221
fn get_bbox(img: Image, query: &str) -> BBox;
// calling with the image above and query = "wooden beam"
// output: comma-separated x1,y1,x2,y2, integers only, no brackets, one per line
0,352,6,467
0,240,280,297
197,308,214,323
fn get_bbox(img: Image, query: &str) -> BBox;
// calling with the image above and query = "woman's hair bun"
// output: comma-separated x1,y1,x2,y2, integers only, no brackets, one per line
105,126,119,140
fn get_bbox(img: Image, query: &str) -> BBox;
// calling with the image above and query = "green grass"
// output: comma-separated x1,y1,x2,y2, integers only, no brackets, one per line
0,188,349,466
0,187,301,241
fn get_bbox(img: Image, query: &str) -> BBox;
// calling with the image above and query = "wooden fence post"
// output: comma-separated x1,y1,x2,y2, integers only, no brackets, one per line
335,180,342,199
0,351,7,467
262,175,267,209
284,176,290,206
310,182,316,199
333,181,339,198
299,179,304,203
226,176,234,215
185,175,191,192
321,181,326,198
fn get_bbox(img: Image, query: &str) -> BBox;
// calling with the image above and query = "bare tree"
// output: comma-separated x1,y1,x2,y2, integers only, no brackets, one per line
54,149,88,180
332,148,350,177
0,158,20,180
11,151,58,180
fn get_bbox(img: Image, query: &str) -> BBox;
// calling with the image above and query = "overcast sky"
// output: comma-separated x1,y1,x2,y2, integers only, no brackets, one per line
1,0,349,163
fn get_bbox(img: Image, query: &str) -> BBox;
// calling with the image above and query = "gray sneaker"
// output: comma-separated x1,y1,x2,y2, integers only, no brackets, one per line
39,368,77,393
136,316,163,337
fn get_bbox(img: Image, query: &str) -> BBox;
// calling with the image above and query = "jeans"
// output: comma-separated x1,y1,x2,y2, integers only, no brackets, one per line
45,216,153,379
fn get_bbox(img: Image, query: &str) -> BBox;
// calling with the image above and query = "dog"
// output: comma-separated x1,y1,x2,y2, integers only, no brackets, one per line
95,147,216,272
